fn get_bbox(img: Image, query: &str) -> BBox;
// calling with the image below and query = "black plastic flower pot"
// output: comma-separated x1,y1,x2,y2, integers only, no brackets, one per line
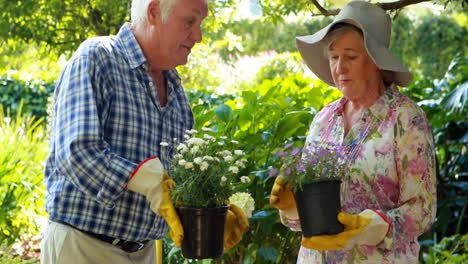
294,180,344,237
176,205,229,259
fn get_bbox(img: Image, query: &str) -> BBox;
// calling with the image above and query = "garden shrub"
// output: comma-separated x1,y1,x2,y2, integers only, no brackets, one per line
0,103,48,248
422,234,468,264
0,76,54,120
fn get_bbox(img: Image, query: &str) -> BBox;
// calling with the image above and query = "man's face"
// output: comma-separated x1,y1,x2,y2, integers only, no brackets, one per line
145,0,208,70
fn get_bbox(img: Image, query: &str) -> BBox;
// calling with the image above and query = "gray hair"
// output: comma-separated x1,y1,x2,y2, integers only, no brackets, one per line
131,0,209,24
131,0,179,23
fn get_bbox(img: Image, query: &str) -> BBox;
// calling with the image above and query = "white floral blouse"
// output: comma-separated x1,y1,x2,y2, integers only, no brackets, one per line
280,86,437,263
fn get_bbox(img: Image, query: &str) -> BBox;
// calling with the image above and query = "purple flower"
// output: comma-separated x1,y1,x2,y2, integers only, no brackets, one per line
275,151,286,157
291,147,301,156
268,167,277,178
296,162,306,174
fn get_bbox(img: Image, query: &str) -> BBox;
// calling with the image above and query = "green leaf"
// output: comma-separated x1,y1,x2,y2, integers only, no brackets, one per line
214,103,233,123
257,246,278,262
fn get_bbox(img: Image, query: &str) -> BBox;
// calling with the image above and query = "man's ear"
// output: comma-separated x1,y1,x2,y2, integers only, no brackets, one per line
147,0,161,25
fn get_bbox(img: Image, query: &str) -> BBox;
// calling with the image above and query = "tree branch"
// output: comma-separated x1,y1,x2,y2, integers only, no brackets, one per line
309,0,431,16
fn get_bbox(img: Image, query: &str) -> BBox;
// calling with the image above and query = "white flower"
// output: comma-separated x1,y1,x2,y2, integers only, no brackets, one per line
184,162,194,169
240,176,250,183
187,129,198,134
231,140,239,145
160,142,169,147
229,192,255,217
234,150,243,156
3,117,11,125
229,166,239,174
218,150,232,157
178,159,187,166
201,127,212,132
220,176,227,185
194,157,203,165
190,146,200,154
235,159,246,168
220,136,228,140
203,156,214,161
200,161,209,171
174,154,183,160
203,134,215,141
177,144,188,153
224,155,233,162
187,137,205,146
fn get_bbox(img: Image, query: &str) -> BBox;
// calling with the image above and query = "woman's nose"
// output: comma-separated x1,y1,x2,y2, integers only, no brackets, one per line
336,57,347,73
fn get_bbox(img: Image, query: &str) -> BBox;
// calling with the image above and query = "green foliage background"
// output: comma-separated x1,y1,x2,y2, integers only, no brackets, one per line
0,0,466,263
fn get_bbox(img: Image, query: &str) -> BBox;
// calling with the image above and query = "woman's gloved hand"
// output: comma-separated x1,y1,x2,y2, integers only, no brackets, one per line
126,157,183,247
301,209,391,250
224,203,249,250
269,177,296,211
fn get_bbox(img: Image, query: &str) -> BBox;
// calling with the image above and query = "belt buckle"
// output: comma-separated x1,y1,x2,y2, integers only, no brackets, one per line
134,241,146,251
118,240,146,253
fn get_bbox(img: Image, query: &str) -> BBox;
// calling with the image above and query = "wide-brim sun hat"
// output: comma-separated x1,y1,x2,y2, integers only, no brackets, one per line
296,0,413,87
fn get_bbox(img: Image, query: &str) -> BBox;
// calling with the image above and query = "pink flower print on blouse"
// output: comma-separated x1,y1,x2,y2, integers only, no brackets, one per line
372,175,398,207
374,141,392,156
378,108,396,133
408,156,428,175
342,180,370,213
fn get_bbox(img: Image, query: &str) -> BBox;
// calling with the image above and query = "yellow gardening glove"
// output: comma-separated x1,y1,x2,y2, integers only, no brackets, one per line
126,157,183,247
301,210,390,251
270,177,297,218
158,173,183,247
224,203,249,250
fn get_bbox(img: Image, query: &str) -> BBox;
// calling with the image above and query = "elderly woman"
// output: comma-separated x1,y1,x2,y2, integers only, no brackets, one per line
270,1,437,263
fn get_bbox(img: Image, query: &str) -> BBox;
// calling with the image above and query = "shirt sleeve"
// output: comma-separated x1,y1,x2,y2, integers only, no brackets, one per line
52,53,136,208
380,104,437,250
279,211,302,232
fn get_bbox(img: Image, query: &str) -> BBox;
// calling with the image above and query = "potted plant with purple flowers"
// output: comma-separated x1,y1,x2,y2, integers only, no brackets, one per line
270,140,350,236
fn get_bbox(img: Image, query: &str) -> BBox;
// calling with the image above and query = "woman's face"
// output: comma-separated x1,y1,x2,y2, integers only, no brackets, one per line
328,30,382,101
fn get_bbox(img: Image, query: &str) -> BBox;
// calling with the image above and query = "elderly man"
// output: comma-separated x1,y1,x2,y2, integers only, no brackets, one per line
41,0,247,263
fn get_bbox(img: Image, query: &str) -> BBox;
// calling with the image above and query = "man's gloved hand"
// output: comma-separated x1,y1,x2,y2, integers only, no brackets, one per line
224,203,249,250
126,157,183,247
270,177,298,217
158,173,183,247
301,209,391,251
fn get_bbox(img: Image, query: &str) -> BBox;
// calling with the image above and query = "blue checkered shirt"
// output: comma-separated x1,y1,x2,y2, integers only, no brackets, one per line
44,23,194,241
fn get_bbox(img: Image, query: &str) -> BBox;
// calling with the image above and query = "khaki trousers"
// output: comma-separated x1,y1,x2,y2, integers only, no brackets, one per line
40,221,156,264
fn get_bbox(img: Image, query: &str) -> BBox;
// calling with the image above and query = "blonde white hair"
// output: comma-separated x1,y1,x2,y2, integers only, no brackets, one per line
131,0,178,23
131,0,209,24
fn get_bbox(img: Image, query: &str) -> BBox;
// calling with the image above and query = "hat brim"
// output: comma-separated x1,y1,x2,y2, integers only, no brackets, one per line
296,19,413,87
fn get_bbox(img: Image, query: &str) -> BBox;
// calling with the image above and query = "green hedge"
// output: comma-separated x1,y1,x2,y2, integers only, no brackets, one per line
0,77,54,120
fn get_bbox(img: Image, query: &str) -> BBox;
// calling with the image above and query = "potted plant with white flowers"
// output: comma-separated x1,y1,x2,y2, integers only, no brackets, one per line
162,128,254,259
270,140,350,236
